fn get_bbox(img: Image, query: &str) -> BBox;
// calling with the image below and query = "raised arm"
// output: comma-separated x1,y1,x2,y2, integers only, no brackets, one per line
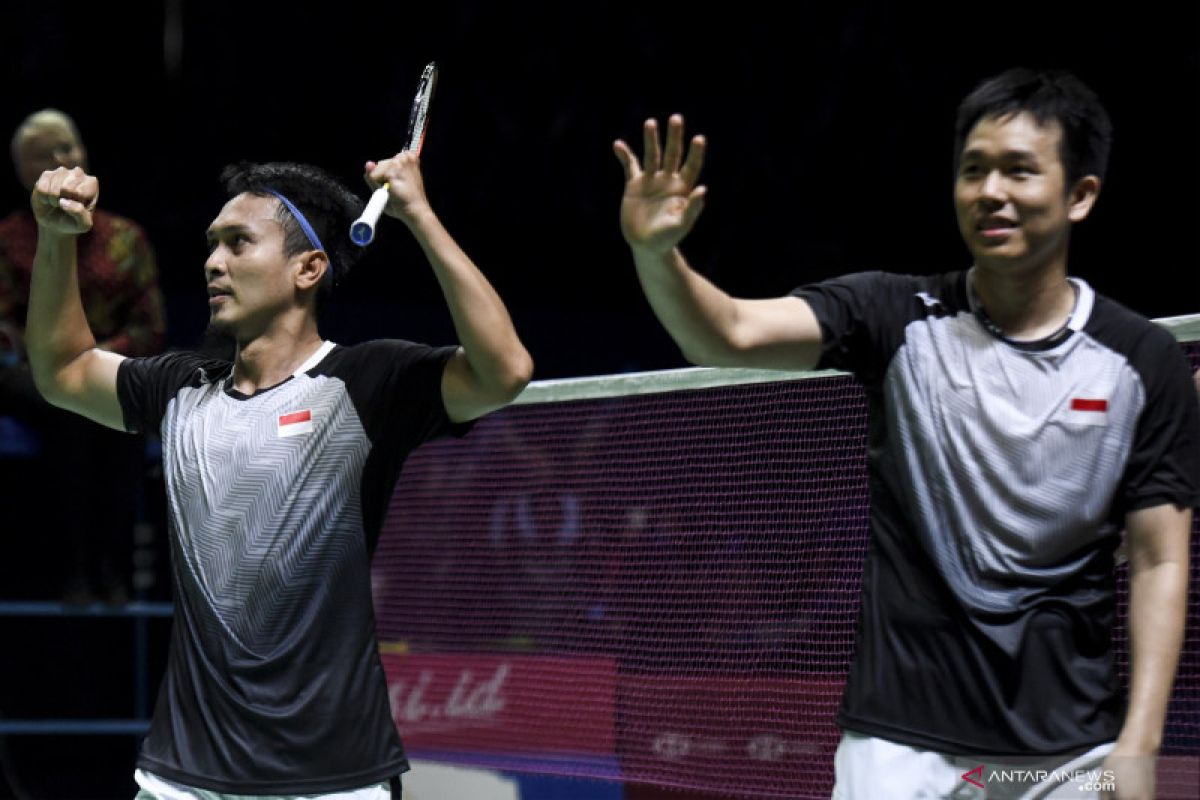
365,153,533,423
24,166,126,430
613,114,822,370
1104,502,1192,800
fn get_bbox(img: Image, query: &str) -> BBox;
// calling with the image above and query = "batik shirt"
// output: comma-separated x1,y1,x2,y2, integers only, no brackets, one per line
0,209,164,356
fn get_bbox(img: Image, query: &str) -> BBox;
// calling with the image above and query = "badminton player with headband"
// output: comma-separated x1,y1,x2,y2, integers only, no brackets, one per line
264,187,334,287
22,62,533,797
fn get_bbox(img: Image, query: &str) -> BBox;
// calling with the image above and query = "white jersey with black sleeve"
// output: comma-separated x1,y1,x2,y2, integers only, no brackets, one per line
116,339,468,794
793,269,1200,756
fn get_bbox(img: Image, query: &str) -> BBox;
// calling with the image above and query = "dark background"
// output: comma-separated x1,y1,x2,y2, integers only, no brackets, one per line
2,1,1197,380
0,1,1197,797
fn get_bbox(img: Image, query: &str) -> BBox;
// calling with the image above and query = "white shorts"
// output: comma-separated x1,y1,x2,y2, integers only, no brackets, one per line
831,731,1116,799
133,769,393,800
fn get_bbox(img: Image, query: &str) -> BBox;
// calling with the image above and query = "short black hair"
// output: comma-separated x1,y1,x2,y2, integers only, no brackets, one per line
954,68,1113,187
219,161,366,287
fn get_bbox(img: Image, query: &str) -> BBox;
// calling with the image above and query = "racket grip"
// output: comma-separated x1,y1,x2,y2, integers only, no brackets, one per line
350,184,390,246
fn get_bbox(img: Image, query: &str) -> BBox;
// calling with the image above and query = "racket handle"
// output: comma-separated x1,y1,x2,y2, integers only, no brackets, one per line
350,183,391,246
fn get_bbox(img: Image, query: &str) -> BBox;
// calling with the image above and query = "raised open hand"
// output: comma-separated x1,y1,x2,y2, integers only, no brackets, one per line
613,114,707,255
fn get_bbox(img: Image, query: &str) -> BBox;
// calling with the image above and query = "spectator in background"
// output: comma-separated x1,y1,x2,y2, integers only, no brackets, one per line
0,108,166,604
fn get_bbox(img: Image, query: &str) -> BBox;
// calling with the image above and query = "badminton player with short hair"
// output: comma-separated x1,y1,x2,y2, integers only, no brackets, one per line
24,150,532,796
615,69,1198,799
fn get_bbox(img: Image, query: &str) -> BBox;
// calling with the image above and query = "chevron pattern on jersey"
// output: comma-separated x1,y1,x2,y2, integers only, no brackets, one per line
161,374,370,653
887,312,1143,614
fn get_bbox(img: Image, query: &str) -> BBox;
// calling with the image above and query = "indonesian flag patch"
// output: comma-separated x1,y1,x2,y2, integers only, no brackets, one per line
1066,397,1109,426
277,409,313,438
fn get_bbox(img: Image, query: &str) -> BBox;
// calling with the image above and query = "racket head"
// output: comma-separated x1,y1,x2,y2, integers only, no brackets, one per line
350,63,438,247
404,62,438,155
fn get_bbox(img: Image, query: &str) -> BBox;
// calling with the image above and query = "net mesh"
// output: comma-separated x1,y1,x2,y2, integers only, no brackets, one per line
373,319,1200,799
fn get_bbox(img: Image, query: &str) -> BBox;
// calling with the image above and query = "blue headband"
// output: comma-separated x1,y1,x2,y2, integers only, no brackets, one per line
263,188,333,283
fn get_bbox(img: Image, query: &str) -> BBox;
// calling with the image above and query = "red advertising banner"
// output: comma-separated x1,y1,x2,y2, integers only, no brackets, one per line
382,652,617,757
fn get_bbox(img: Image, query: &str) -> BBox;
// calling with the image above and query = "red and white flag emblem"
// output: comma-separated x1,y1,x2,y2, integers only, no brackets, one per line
1066,397,1108,426
277,409,313,438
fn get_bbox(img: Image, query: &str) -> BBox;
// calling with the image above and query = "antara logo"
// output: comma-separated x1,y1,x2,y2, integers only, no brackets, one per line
961,763,1117,794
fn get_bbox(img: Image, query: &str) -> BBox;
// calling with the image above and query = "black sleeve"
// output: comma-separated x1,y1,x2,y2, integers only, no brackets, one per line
1118,328,1200,513
324,340,474,553
117,351,227,435
326,340,472,453
790,271,919,385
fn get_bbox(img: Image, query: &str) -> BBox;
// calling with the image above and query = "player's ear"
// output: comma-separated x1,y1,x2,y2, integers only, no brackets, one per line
1067,175,1100,223
294,250,329,291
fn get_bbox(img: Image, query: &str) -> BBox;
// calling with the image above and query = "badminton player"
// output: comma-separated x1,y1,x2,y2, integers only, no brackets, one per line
615,69,1198,799
23,152,532,797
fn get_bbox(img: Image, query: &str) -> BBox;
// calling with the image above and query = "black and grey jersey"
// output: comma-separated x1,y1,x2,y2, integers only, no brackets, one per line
117,339,466,793
794,270,1200,756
